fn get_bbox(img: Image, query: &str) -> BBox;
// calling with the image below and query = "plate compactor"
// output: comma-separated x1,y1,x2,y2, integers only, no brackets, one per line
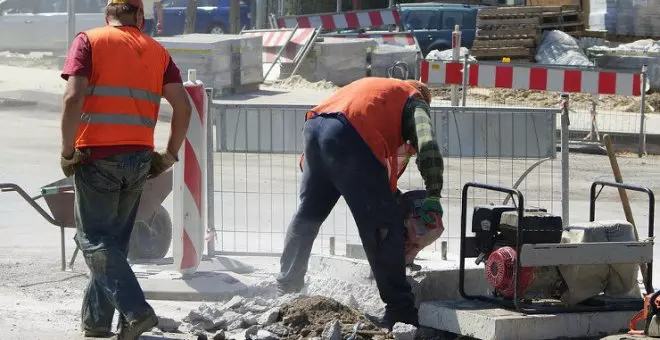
458,181,655,314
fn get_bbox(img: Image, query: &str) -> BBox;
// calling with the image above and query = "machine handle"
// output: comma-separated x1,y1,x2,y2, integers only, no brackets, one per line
590,180,655,294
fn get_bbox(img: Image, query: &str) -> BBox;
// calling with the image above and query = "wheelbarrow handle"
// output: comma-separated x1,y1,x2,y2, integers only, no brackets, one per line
0,182,60,227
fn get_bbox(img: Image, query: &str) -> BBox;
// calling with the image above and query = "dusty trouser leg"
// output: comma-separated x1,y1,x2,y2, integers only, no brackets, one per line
75,151,154,332
278,117,341,292
319,116,417,325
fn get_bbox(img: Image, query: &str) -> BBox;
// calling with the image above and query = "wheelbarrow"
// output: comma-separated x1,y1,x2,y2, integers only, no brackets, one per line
0,170,173,271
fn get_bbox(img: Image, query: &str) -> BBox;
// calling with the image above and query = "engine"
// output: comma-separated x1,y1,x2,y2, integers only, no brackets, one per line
471,205,563,298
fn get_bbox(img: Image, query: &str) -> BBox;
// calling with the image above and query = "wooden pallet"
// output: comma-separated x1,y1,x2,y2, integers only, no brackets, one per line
477,28,540,40
472,38,536,48
471,5,584,61
470,47,536,58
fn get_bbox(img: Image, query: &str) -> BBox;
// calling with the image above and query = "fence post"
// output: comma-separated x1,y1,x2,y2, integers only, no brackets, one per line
639,65,648,158
461,53,469,107
560,93,570,226
206,88,216,256
450,25,461,107
67,0,75,51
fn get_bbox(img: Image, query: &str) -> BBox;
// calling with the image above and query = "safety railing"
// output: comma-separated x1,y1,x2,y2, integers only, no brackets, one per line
209,101,559,257
420,60,650,156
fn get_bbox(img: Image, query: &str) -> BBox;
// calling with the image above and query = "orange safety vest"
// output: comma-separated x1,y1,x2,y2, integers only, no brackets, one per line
305,77,424,192
76,26,170,149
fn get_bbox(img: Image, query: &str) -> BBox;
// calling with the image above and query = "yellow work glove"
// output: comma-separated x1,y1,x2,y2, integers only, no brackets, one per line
60,149,86,178
149,150,178,178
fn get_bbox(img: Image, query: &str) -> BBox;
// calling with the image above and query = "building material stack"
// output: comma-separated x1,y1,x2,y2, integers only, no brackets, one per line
280,37,378,86
473,5,584,62
156,34,263,98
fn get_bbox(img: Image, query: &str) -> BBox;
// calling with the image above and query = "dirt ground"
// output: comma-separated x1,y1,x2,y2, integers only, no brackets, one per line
279,296,378,339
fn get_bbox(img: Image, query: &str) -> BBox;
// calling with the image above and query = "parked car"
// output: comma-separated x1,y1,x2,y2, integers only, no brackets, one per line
160,0,252,36
398,3,486,56
0,0,106,53
0,0,252,53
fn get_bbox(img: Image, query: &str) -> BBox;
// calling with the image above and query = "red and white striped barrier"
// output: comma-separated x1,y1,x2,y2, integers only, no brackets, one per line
242,28,316,63
324,32,416,49
420,61,642,96
276,8,400,30
173,69,208,275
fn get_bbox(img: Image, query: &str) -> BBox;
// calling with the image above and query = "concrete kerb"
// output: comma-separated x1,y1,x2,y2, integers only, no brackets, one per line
419,300,637,340
307,255,490,306
133,253,490,307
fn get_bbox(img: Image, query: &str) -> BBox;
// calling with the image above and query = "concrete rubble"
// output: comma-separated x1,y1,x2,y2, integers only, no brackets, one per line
179,294,387,340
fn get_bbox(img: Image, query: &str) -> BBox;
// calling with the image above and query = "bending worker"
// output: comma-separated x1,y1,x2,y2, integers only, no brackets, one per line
277,77,445,328
59,0,191,338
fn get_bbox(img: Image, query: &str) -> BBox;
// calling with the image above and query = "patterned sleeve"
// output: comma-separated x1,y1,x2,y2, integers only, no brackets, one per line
401,98,444,197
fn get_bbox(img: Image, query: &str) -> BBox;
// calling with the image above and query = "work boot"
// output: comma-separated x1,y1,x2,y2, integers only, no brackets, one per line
115,310,158,340
276,279,304,297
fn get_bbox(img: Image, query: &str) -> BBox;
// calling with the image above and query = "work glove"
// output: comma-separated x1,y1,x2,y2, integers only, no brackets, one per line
149,149,178,178
60,149,86,178
419,196,444,225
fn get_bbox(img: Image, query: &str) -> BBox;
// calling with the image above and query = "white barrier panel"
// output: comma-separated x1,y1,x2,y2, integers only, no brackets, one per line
173,70,208,275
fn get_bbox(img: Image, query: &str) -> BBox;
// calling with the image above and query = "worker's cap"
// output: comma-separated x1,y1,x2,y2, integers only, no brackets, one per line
405,80,432,105
107,0,144,9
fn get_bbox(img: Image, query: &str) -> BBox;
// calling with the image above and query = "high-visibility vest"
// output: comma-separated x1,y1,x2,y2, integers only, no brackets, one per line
306,77,424,192
76,26,170,149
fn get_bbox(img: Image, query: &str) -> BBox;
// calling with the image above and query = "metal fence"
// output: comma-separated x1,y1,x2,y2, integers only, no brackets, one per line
209,102,559,256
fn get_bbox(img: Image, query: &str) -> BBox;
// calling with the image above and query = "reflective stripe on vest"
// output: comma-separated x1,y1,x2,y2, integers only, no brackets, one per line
81,112,156,128
87,85,161,105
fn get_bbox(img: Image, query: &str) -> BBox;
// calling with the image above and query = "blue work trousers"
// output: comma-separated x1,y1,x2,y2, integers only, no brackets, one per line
73,151,154,333
278,114,416,316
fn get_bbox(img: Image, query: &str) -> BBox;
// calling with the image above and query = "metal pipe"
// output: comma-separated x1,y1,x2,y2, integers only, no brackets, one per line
450,25,461,107
337,0,341,12
560,93,570,226
67,0,76,51
255,0,265,29
639,65,648,157
461,53,469,106
206,88,216,256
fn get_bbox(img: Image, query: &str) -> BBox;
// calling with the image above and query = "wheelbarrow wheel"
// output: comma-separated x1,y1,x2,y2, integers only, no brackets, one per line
127,205,172,261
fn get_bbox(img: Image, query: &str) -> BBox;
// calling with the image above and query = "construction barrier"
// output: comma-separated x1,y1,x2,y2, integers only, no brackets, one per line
209,100,559,256
324,31,417,48
242,28,317,64
420,60,643,96
275,8,400,30
173,70,209,274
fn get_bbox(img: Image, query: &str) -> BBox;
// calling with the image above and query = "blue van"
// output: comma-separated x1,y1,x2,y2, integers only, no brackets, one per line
399,3,485,56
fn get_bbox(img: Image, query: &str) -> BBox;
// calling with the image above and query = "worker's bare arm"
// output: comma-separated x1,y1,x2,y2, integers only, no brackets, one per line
162,82,192,156
60,75,88,158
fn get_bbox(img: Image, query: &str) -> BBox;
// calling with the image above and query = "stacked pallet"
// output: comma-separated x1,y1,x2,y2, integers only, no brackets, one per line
473,5,584,61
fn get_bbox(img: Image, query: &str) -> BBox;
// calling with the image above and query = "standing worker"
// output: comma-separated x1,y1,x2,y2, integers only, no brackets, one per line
59,0,192,338
142,0,164,36
277,77,444,328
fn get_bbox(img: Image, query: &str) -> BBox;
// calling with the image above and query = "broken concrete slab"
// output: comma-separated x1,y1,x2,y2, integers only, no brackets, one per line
132,256,278,301
419,300,636,340
307,255,490,305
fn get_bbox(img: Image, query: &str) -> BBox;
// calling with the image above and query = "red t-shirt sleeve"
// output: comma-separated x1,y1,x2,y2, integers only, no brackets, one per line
61,33,92,80
163,57,183,85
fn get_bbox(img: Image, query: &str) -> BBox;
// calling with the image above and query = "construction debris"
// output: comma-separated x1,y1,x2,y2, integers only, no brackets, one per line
181,295,385,339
